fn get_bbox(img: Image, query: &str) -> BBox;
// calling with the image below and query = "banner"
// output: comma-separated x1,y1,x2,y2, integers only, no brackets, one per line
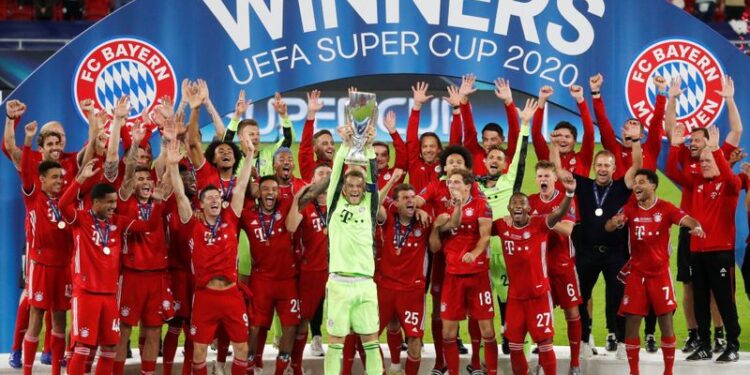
2,0,750,348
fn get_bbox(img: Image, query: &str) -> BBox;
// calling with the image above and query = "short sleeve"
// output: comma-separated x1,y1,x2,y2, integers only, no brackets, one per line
481,200,492,219
667,201,687,226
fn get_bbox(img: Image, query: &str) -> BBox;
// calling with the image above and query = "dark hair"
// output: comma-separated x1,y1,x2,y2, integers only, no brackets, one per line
634,168,659,187
204,140,242,174
178,164,188,173
439,145,473,173
535,160,556,171
372,141,389,153
258,175,279,186
134,166,151,175
554,121,578,141
419,132,443,150
238,119,259,133
391,183,415,200
691,128,709,139
199,184,220,201
38,160,62,176
447,168,475,185
313,129,333,143
91,183,117,201
37,131,62,148
482,123,505,139
510,191,529,202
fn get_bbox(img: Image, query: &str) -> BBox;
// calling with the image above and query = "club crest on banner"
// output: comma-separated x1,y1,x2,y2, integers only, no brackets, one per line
73,37,177,125
626,39,725,132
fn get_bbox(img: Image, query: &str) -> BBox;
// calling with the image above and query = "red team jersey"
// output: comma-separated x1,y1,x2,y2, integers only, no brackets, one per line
165,197,193,270
494,216,554,299
532,102,595,177
406,109,442,193
195,161,236,203
186,209,241,288
22,187,71,267
622,199,686,276
528,191,577,275
441,197,493,275
119,196,169,270
278,177,307,202
297,201,329,272
376,213,430,291
240,199,297,280
667,143,736,212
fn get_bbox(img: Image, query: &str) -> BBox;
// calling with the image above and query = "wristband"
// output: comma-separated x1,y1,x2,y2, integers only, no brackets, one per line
590,91,600,96
658,90,668,96
452,105,459,110
6,114,16,120
565,191,575,198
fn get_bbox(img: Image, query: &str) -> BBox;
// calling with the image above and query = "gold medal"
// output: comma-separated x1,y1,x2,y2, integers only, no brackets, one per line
57,221,66,229
103,246,111,255
222,201,229,209
323,227,328,236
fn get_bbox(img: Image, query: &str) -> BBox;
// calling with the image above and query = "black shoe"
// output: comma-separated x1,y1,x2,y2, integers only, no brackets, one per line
682,335,700,353
457,338,469,355
429,367,447,375
605,333,617,352
501,337,510,355
715,346,739,363
686,346,712,361
713,337,727,353
645,334,658,353
401,341,408,352
126,346,133,359
532,346,539,354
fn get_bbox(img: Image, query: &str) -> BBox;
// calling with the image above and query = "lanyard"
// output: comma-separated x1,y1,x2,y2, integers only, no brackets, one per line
593,183,612,209
47,195,62,222
258,208,276,241
313,201,327,228
394,215,416,249
205,215,222,240
218,176,236,201
89,210,110,247
137,200,153,220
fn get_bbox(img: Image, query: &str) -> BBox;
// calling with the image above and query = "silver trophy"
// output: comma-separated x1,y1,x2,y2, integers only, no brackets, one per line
344,91,377,166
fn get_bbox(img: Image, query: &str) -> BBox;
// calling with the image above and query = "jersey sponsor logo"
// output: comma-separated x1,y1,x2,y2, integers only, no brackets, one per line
73,38,177,129
340,210,354,224
625,39,725,132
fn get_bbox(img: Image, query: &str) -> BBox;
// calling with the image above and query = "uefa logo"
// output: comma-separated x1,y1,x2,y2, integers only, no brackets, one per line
625,39,725,132
73,37,177,125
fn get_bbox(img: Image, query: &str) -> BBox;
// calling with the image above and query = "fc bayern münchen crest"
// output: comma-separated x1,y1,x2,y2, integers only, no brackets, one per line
73,37,177,124
625,39,725,132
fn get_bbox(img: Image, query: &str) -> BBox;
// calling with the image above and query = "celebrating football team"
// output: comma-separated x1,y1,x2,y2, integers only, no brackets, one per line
3,70,748,375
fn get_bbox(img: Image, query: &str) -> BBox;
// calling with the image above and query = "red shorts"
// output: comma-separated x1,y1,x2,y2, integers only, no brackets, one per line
27,261,71,311
430,253,446,296
118,270,174,327
298,270,327,320
190,286,249,344
249,276,300,328
549,267,582,309
505,293,555,343
71,290,120,346
378,286,425,338
440,272,494,321
619,268,677,317
170,268,194,318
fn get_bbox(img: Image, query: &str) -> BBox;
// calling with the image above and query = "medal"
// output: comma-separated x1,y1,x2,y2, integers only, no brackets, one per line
205,216,222,240
57,221,66,229
595,208,603,217
90,210,112,255
221,201,229,209
323,228,328,236
48,195,64,227
593,183,612,219
219,175,236,202
394,215,416,255
103,246,111,255
313,201,328,234
258,208,276,243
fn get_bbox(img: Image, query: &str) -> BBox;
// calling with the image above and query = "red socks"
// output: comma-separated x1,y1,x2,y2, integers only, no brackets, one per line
68,345,90,375
468,319,481,370
232,358,248,375
43,312,52,354
567,315,582,367
113,360,125,375
625,337,641,375
22,334,39,375
443,338,459,375
662,336,676,375
95,348,116,375
141,359,156,375
405,354,420,375
291,331,308,375
431,318,444,370
509,342,528,375
162,324,181,374
483,336,498,375
192,360,208,375
50,331,65,375
182,338,194,375
255,328,268,370
538,343,557,375
387,329,402,366
274,355,291,375
12,296,29,352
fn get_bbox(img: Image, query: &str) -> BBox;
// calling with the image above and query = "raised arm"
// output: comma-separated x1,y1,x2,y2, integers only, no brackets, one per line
532,86,553,161
3,100,26,169
59,160,100,221
546,173,576,228
286,185,308,233
458,75,483,157
327,126,352,208
718,76,742,147
118,125,147,200
20,122,38,192
496,78,520,161
199,79,226,141
623,128,643,189
104,96,129,182
406,82,434,164
502,99,535,188
644,76,667,160
571,85,595,171
665,76,683,144
271,92,295,149
231,137,255,216
443,85,463,145
165,140,193,223
185,81,206,167
299,90,323,181
590,74,624,166
223,89,251,143
378,168,403,212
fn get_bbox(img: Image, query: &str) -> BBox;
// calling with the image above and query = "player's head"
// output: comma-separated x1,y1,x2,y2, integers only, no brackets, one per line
535,160,558,196
419,132,442,164
95,128,109,154
552,121,577,153
484,145,507,177
238,119,260,151
690,128,710,158
621,118,644,148
312,163,332,184
482,123,505,151
342,168,366,205
91,183,118,220
38,160,63,195
198,185,222,218
40,121,66,149
440,145,472,176
134,144,153,168
633,169,658,203
178,164,197,198
373,141,390,170
593,150,616,186
37,131,63,161
204,140,241,174
134,166,154,201
699,148,720,178
392,184,416,219
508,192,531,226
273,147,295,183
447,168,474,200
258,175,279,212
313,129,335,161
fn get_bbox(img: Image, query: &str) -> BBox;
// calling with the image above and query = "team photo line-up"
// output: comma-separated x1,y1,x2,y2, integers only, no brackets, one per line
3,70,748,375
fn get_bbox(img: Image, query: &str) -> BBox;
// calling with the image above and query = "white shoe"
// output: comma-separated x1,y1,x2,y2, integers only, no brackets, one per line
309,335,325,357
616,342,627,360
212,361,226,375
588,335,598,355
253,367,263,375
388,369,405,375
580,342,593,361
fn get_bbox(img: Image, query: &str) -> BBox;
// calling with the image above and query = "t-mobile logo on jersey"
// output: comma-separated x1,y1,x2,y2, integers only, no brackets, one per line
340,210,354,224
635,225,646,240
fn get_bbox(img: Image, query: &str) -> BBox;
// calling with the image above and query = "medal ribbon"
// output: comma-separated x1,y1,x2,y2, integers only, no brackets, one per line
137,200,153,220
205,215,222,240
313,201,327,228
89,210,110,247
218,175,236,202
593,183,612,211
47,195,62,222
258,209,276,241
394,215,416,250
